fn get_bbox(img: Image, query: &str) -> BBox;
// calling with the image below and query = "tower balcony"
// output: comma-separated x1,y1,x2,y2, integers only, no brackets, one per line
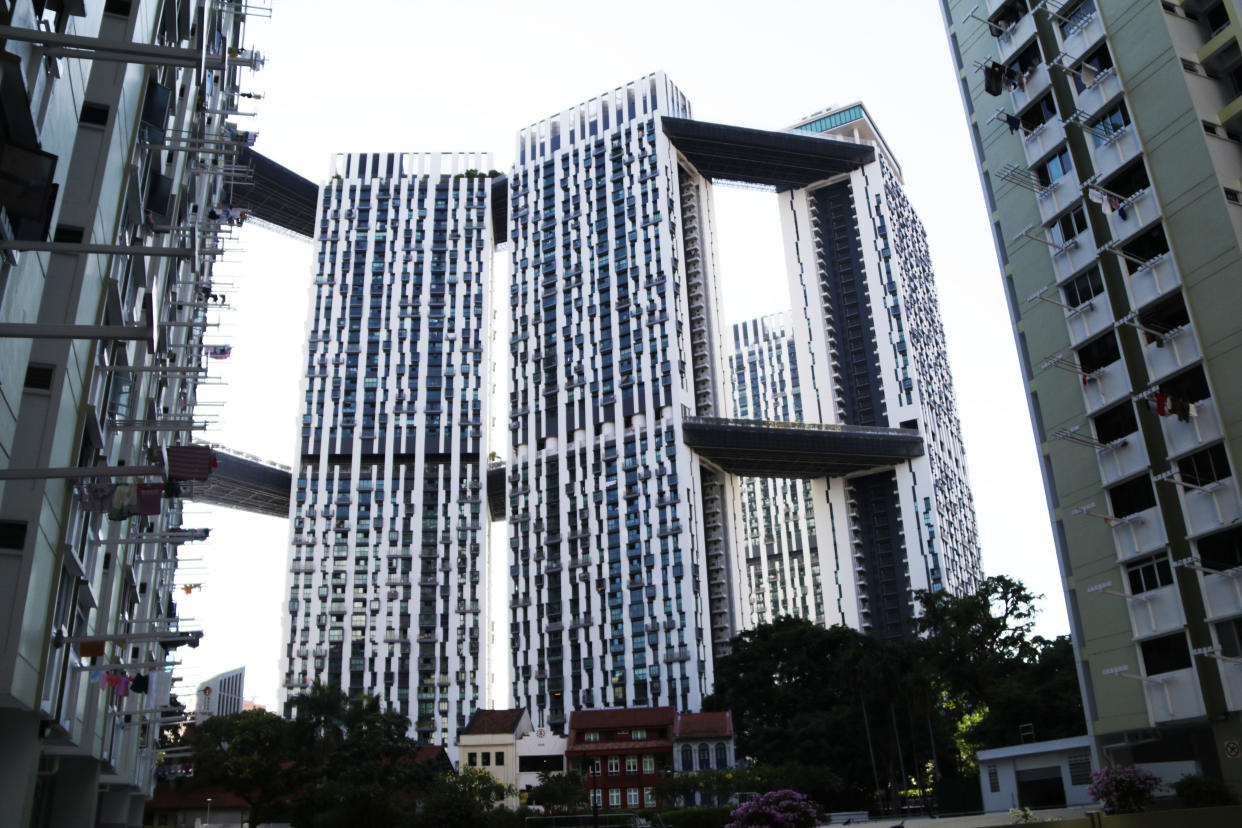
1143,666,1206,724
1112,505,1168,563
1142,325,1200,384
1022,118,1067,168
1065,295,1113,347
1011,62,1051,113
1037,174,1080,225
1125,252,1180,310
1072,67,1124,122
1051,230,1098,283
1082,359,1131,414
1097,435,1150,489
1216,659,1242,712
996,12,1038,66
1160,399,1222,460
1056,7,1106,65
1088,124,1142,181
1202,570,1242,624
1127,584,1186,640
1178,475,1242,538
1105,187,1161,245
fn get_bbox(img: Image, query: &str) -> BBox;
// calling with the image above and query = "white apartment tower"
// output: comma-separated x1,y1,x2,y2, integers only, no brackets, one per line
776,105,983,638
506,73,725,726
281,153,493,754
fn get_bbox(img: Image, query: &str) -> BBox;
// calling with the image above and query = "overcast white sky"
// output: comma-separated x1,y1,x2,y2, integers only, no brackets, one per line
174,0,1068,711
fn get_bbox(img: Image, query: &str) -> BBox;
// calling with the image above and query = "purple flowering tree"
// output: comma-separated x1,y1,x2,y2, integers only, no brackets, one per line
725,789,820,828
1087,764,1161,813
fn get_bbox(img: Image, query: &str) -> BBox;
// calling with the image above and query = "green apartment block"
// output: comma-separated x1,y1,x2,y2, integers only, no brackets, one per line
940,0,1242,787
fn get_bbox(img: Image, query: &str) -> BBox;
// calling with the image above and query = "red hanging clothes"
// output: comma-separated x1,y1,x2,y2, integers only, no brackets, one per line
1154,392,1168,416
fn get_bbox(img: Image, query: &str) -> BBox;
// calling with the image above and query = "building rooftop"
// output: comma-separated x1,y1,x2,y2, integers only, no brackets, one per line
674,711,733,740
567,706,677,731
462,708,527,736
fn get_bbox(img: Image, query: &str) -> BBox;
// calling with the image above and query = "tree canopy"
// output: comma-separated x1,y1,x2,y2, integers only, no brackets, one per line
705,576,1085,811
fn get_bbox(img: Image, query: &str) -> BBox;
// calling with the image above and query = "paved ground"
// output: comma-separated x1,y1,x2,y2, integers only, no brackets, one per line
820,807,1093,827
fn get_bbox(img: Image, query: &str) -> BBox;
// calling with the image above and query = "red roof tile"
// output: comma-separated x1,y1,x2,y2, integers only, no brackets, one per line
462,708,527,735
674,711,733,740
567,706,676,732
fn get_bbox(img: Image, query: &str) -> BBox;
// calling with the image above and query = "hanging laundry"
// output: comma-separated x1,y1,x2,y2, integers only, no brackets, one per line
1003,113,1022,133
1087,188,1106,206
163,478,184,498
1117,201,1128,220
1171,397,1191,422
1154,392,1168,416
115,674,130,698
76,482,116,513
108,484,139,521
984,62,1006,96
130,673,150,694
78,640,106,658
207,344,233,359
104,673,122,688
136,483,164,516
1079,63,1100,86
183,583,202,595
88,670,102,685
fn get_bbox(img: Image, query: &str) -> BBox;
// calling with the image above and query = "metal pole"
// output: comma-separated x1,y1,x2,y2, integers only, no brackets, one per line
0,323,153,342
0,240,194,256
0,463,163,481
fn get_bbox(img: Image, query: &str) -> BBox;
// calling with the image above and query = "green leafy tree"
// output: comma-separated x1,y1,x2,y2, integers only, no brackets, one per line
529,771,587,812
287,683,436,828
415,767,514,828
190,708,297,825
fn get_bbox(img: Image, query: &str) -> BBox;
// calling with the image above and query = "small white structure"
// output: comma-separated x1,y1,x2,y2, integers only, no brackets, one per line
977,735,1096,812
516,726,569,795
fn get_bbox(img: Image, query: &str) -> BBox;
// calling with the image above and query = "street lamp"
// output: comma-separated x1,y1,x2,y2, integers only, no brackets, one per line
205,797,212,826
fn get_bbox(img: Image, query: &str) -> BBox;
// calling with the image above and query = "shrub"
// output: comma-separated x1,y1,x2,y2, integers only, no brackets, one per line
1087,765,1161,814
1172,774,1238,808
660,806,735,828
724,790,819,828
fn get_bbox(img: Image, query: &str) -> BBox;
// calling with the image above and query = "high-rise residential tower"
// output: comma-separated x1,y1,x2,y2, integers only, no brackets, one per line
941,0,1242,783
725,312,827,630
281,153,493,755
504,75,981,729
776,104,983,639
505,74,721,725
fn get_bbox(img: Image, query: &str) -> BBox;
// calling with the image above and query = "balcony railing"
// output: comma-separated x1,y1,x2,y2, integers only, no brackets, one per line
1112,505,1168,562
1073,67,1124,121
1057,8,1106,64
1160,399,1222,460
1105,187,1161,245
1022,118,1067,167
1011,62,1052,112
1065,295,1113,347
1143,666,1206,724
1178,475,1242,537
1089,124,1142,180
1051,231,1098,283
1142,325,1200,384
1126,584,1185,639
1081,359,1131,414
1097,434,1150,488
1125,252,1180,310
1038,174,1081,225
